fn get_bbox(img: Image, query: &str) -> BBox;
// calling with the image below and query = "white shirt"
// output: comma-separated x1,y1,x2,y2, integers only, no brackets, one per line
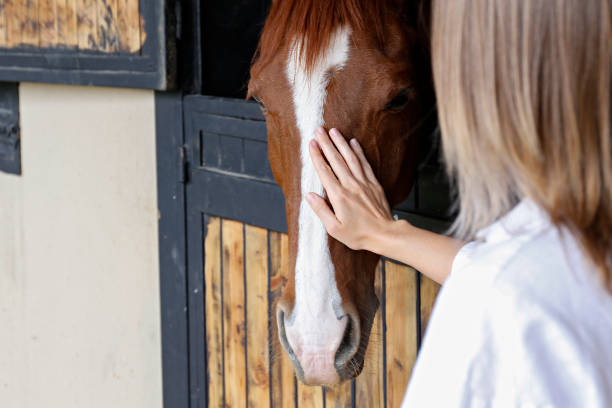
401,199,612,407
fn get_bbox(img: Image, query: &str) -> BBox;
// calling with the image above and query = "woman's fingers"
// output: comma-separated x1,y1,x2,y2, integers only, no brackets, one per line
349,138,378,184
309,139,341,195
328,128,366,182
305,192,341,234
314,127,353,183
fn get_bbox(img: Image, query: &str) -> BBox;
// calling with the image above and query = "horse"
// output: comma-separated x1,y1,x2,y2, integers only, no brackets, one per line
248,0,433,386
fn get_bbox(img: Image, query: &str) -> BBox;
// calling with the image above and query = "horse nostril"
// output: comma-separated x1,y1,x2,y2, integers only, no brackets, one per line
334,313,361,374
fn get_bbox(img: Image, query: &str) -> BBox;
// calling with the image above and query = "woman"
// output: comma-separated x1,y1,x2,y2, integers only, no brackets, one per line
305,0,612,406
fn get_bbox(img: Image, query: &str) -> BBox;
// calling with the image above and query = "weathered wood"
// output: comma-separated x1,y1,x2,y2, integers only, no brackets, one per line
297,384,323,408
419,274,441,343
269,231,296,408
38,0,57,47
22,0,40,46
76,0,98,49
355,261,385,408
96,0,119,52
245,225,271,408
6,0,23,47
204,217,224,408
325,382,352,408
385,261,418,408
56,0,78,47
0,0,7,47
222,219,247,408
116,0,140,52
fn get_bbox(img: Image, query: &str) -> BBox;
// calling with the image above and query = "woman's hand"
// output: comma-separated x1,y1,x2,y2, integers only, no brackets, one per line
306,126,394,251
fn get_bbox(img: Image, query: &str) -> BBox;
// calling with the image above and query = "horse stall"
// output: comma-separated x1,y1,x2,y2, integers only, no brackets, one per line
0,1,452,407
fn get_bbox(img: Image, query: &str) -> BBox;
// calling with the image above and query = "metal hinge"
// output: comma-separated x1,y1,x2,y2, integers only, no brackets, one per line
178,145,189,183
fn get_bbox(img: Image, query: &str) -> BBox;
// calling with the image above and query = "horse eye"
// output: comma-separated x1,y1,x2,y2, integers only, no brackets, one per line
253,95,268,113
385,88,414,111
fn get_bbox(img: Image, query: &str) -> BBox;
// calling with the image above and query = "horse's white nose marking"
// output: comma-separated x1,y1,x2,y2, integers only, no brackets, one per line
283,27,351,383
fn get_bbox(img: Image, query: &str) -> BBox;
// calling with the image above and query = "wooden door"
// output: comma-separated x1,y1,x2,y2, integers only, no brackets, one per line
181,96,449,407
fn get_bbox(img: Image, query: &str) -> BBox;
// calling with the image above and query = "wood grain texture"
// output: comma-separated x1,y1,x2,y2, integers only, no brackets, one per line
0,0,7,46
245,225,271,408
222,219,247,408
325,382,352,408
385,261,418,408
355,261,385,408
22,0,40,46
419,274,441,343
204,217,224,408
96,0,119,52
116,0,139,52
269,231,297,408
5,0,23,47
76,0,97,49
56,0,78,47
297,384,323,408
38,0,57,47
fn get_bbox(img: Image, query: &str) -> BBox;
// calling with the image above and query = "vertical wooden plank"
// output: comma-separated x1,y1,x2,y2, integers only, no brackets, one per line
269,231,297,408
325,383,352,408
76,0,97,50
97,0,119,51
116,0,139,52
38,0,57,47
385,261,418,408
355,261,385,408
223,220,247,408
297,384,323,408
245,225,271,408
22,0,40,46
56,0,78,47
204,217,224,408
419,275,441,343
6,0,24,47
0,0,7,47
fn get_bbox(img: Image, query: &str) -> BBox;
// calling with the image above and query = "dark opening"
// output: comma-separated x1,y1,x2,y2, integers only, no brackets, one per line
201,0,271,99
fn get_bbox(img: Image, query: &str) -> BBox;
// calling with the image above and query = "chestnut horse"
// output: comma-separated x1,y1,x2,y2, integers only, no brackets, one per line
248,0,433,385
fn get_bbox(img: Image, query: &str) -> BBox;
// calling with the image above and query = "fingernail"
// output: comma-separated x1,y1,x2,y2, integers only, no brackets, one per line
310,139,318,148
315,126,326,136
305,193,314,202
350,138,359,146
330,128,339,137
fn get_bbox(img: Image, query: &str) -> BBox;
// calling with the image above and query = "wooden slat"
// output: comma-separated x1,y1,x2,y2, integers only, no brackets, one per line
97,0,119,52
0,0,7,47
76,0,98,50
222,219,247,408
6,0,23,47
325,382,352,408
116,0,140,52
297,384,323,408
38,0,57,47
355,261,385,408
419,274,441,343
245,225,271,408
204,217,224,408
269,231,297,408
56,0,78,47
22,0,40,46
385,262,418,408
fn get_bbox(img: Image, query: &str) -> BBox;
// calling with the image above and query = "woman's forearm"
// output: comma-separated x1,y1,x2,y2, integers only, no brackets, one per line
368,220,465,285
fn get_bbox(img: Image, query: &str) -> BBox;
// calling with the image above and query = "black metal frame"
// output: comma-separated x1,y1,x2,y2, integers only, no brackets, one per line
0,82,20,175
0,0,176,90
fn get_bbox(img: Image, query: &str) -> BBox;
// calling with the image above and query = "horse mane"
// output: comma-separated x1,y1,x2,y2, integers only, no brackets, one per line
252,0,396,76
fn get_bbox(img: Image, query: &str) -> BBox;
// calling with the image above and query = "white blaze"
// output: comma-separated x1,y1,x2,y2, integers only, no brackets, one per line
285,28,351,353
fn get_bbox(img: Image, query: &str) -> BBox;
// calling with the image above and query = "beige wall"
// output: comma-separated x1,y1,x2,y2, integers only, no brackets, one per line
0,83,162,408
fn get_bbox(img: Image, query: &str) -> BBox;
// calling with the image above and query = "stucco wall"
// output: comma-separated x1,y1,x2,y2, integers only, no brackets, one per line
0,83,162,408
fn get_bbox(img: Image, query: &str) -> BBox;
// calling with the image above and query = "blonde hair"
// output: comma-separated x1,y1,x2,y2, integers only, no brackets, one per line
432,0,611,291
